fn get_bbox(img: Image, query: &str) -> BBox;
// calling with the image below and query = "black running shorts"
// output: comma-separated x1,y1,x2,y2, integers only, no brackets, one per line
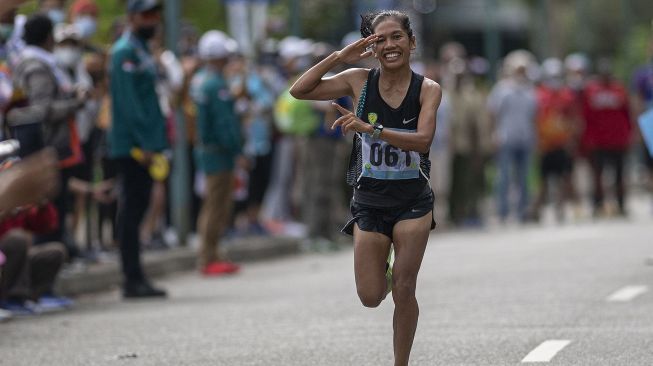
341,192,436,240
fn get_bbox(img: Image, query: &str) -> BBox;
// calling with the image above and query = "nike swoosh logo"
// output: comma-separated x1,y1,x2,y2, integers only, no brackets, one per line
403,117,417,125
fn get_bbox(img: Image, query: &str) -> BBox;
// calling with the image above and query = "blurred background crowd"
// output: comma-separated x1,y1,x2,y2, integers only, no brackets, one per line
1,0,653,317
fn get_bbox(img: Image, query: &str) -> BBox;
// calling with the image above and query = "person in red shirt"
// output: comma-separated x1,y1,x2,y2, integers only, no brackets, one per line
530,58,581,221
583,58,632,216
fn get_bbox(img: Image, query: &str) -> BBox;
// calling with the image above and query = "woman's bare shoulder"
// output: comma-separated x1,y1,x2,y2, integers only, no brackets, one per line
420,77,442,106
335,68,371,99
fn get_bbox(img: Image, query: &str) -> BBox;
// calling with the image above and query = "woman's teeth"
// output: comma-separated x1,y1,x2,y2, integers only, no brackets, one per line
385,52,400,61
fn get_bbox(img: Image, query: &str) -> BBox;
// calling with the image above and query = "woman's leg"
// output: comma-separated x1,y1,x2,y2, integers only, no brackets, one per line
353,225,392,308
391,213,431,366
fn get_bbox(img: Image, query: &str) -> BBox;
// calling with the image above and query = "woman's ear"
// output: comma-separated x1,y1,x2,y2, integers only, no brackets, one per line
410,35,417,51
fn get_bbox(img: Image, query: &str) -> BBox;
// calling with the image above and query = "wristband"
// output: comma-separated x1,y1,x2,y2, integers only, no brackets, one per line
372,124,384,139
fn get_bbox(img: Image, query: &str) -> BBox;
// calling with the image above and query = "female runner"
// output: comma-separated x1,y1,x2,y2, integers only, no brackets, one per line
290,10,441,366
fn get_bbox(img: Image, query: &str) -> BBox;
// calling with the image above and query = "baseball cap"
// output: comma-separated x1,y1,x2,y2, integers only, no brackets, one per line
54,23,82,43
198,30,237,60
70,0,99,17
127,0,161,14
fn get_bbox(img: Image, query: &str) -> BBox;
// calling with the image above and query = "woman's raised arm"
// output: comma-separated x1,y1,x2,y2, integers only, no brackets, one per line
290,34,377,101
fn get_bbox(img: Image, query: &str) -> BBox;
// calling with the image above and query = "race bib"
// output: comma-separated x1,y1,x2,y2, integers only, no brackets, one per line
361,128,420,180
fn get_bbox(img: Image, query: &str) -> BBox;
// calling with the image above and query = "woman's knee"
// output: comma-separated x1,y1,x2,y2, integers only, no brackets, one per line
357,286,384,308
391,277,417,305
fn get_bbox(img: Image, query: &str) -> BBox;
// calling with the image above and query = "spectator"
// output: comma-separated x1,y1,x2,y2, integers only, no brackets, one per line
0,8,15,128
6,14,85,259
0,230,65,315
190,30,241,276
224,52,276,236
446,57,492,227
109,0,167,298
139,29,183,249
68,0,99,41
488,50,538,223
39,0,67,26
632,30,653,215
530,58,581,222
584,58,632,217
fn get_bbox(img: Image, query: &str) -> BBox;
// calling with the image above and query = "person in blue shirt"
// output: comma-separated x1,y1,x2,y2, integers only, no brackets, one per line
190,30,242,276
109,0,168,299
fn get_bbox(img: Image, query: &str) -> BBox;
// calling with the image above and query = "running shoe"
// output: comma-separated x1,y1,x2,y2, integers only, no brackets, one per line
202,261,241,276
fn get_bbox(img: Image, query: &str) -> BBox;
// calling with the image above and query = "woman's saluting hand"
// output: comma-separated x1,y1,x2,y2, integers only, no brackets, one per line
335,34,378,65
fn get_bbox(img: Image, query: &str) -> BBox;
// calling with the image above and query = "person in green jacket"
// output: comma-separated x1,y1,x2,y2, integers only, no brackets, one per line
108,0,168,299
191,30,242,276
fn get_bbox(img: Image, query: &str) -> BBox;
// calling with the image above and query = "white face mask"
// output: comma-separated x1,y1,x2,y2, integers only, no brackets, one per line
74,16,97,39
54,46,82,69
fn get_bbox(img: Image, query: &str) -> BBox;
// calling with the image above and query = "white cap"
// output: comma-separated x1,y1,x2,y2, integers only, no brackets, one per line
54,23,82,43
541,57,563,79
278,36,314,61
503,49,536,75
198,30,236,61
564,53,590,72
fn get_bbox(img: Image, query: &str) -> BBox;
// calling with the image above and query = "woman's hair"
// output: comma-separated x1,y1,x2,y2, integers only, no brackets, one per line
360,10,413,39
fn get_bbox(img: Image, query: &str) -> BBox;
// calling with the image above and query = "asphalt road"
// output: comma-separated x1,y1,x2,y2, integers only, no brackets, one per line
2,207,653,365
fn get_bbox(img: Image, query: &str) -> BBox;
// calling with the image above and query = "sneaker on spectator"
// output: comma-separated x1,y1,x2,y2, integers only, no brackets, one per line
247,221,269,236
0,308,12,322
37,296,74,313
123,282,167,299
202,261,240,276
0,300,39,317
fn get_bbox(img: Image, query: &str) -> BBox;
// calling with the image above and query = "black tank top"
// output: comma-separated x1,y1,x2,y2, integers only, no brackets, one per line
347,68,431,208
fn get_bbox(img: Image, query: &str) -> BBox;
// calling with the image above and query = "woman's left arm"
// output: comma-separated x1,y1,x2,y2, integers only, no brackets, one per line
331,79,442,154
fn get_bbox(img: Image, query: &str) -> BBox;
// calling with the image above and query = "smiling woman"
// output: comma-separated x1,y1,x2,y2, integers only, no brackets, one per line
289,9,442,366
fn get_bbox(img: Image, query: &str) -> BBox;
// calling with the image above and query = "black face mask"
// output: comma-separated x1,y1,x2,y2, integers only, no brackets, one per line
135,26,157,40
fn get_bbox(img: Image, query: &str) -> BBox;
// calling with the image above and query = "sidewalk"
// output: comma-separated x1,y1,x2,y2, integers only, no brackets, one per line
54,236,302,296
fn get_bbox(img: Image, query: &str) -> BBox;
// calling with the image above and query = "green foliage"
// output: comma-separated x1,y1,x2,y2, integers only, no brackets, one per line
614,25,651,83
181,0,226,33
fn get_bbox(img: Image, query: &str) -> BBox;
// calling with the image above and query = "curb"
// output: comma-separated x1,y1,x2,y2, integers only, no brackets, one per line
54,236,302,296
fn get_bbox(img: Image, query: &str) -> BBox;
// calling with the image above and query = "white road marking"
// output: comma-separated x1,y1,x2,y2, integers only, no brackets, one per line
606,285,649,302
522,340,571,363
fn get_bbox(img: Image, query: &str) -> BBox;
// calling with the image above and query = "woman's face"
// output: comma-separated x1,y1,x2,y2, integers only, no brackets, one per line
372,19,415,70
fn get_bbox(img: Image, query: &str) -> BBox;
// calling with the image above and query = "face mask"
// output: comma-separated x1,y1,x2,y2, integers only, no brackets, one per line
74,16,97,39
0,24,13,42
54,47,82,68
47,9,66,25
135,26,157,41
